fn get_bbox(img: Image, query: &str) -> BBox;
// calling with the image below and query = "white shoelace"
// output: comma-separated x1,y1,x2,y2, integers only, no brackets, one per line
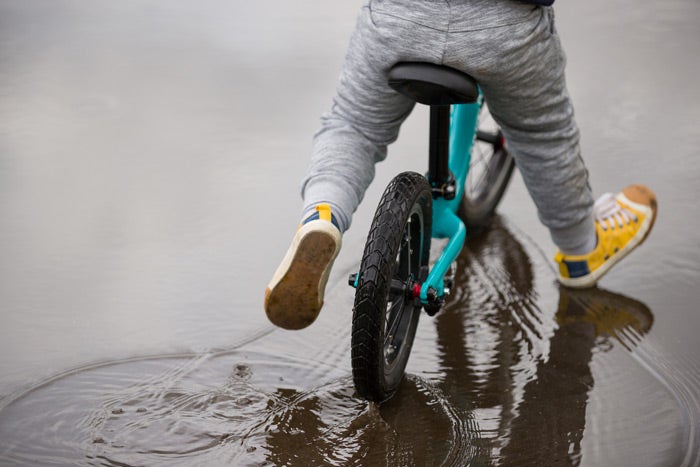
594,193,638,231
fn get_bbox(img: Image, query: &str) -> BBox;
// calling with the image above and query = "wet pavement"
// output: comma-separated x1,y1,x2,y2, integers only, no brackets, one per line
1,1,699,465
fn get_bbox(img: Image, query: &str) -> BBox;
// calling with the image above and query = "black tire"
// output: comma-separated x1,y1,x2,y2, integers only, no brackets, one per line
460,103,515,232
351,172,432,402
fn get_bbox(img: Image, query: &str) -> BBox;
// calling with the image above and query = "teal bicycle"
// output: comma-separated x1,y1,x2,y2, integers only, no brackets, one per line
348,62,515,402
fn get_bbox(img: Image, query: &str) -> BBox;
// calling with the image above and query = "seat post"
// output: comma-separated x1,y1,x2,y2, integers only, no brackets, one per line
428,105,454,199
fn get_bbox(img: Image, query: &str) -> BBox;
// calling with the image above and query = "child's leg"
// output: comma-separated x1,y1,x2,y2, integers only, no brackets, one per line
301,3,451,233
266,4,441,329
451,6,597,255
445,4,656,287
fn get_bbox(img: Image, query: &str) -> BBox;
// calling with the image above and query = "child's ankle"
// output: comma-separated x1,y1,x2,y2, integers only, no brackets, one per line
301,203,344,232
560,233,597,256
551,216,597,256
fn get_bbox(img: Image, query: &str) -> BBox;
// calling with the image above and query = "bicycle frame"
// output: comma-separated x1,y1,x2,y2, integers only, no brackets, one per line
420,96,482,303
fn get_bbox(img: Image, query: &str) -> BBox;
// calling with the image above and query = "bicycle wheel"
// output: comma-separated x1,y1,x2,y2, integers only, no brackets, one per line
460,103,515,232
351,172,432,402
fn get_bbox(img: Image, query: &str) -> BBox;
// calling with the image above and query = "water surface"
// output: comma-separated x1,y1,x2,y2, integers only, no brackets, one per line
1,1,699,465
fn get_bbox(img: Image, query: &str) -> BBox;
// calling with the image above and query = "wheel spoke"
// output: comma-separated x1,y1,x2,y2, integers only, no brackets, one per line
399,217,413,278
384,296,405,350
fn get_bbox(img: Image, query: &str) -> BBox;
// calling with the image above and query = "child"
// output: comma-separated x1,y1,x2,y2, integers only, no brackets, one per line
264,0,657,330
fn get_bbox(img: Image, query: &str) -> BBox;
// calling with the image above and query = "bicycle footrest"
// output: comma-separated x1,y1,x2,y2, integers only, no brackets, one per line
422,286,444,316
423,302,442,316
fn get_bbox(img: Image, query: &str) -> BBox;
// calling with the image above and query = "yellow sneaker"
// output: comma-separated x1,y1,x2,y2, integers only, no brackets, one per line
264,204,342,330
555,185,657,288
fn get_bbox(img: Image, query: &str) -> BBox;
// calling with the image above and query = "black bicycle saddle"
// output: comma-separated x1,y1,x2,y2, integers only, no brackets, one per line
387,62,479,106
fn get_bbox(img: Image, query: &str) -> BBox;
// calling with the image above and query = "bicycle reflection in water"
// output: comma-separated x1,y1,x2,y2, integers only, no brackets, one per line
0,217,657,466
263,217,653,466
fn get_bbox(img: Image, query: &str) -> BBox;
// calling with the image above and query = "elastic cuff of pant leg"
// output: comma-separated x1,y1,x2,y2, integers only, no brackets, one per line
301,201,349,233
549,214,596,255
301,202,348,232
302,182,355,233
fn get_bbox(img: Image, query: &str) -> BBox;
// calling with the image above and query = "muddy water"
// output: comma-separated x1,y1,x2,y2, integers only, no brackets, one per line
1,1,699,466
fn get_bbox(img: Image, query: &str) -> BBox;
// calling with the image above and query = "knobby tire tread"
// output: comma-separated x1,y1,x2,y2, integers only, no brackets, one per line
351,172,432,402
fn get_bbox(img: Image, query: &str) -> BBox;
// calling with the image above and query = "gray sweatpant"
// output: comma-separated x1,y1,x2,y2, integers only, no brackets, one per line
301,0,595,253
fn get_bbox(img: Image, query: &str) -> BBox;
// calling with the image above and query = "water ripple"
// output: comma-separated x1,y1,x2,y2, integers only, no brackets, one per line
1,217,698,466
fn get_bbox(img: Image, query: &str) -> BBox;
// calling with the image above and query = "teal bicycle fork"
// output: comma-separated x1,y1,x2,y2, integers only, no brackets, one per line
348,61,514,402
349,98,483,313
419,99,481,309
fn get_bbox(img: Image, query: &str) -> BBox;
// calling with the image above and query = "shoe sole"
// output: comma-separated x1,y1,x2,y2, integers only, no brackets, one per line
560,192,658,288
264,222,341,330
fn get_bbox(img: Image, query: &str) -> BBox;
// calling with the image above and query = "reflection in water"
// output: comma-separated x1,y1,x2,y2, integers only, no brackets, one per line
0,356,476,465
1,0,698,464
0,219,665,466
263,376,480,466
501,287,653,466
432,217,654,466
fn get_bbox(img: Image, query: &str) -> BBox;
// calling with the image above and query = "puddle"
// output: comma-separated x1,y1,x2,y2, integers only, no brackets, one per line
2,218,698,466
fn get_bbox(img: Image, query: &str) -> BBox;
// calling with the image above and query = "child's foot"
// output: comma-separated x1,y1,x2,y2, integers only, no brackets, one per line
555,185,658,288
264,204,342,330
